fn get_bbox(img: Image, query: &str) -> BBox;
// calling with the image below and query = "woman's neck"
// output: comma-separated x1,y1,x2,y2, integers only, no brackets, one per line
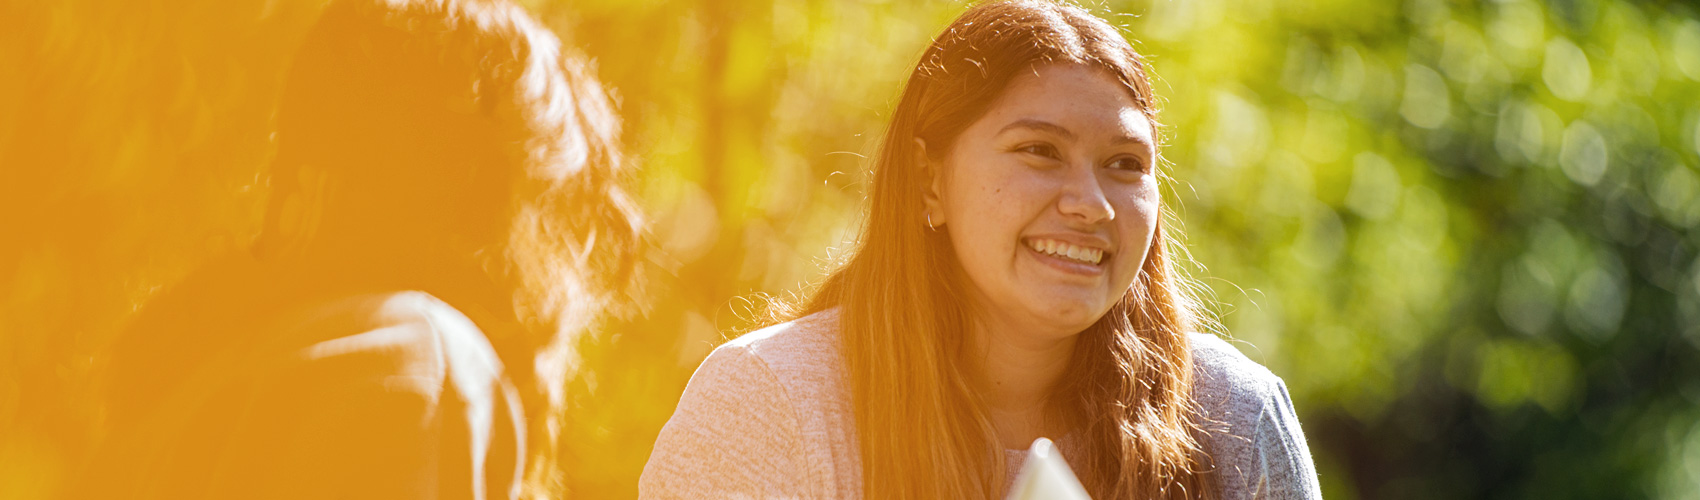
966,315,1078,450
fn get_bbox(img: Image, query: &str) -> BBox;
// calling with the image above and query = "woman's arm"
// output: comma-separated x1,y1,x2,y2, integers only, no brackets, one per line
640,344,815,499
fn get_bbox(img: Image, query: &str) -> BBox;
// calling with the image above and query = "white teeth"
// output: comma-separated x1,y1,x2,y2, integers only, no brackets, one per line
1026,238,1105,265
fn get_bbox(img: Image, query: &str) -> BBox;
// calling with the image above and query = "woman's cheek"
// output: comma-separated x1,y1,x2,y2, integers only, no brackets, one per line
974,162,1042,218
1113,178,1161,262
1109,177,1157,218
1133,176,1161,219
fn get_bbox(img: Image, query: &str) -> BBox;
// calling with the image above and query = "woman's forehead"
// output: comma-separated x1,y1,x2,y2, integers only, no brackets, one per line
980,64,1155,149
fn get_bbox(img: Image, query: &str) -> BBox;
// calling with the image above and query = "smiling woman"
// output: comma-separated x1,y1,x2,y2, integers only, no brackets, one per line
925,63,1161,344
639,1,1321,499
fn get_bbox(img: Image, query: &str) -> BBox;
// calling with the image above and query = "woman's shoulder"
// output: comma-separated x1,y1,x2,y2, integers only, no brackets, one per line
240,290,513,424
279,291,504,382
683,308,850,417
1187,332,1286,407
1187,333,1324,499
720,308,844,374
84,290,524,500
640,308,851,498
1187,331,1294,435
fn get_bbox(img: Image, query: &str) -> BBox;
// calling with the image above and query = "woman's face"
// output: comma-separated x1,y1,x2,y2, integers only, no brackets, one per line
930,63,1160,340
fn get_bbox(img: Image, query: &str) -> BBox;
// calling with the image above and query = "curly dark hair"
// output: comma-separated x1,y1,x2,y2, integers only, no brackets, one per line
257,0,642,494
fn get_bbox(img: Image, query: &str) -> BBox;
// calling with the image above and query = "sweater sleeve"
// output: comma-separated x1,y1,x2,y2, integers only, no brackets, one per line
639,344,814,499
1244,378,1323,500
1190,334,1323,500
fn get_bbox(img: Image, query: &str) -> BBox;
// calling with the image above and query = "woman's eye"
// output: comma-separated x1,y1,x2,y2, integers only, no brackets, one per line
1107,156,1148,172
1015,143,1059,159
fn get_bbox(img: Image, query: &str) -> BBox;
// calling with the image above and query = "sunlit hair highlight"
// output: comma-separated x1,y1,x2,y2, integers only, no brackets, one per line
790,1,1213,498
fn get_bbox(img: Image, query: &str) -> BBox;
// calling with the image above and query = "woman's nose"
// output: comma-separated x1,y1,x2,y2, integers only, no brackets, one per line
1056,166,1114,225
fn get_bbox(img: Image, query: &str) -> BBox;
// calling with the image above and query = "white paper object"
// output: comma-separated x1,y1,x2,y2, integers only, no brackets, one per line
1006,437,1092,500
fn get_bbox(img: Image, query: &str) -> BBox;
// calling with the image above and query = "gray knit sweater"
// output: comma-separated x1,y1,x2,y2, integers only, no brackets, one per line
639,310,1323,499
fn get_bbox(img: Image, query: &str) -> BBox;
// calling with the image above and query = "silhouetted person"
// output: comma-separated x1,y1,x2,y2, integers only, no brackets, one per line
73,0,639,498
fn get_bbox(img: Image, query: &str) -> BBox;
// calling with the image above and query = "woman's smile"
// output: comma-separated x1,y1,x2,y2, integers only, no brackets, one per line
1021,236,1110,276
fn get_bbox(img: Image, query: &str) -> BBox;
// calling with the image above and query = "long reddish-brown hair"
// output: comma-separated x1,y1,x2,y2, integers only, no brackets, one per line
792,1,1212,498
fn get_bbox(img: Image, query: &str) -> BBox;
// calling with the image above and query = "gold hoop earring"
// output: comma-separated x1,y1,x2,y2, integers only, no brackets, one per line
925,213,938,231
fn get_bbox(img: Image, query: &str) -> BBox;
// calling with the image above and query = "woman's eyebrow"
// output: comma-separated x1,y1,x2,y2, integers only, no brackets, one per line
998,118,1074,139
1112,134,1153,150
999,118,1153,150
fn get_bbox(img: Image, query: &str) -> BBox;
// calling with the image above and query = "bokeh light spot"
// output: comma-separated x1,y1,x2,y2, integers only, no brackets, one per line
1671,19,1700,81
1499,255,1559,336
1495,101,1545,165
1542,38,1593,102
1488,0,1547,65
1344,152,1402,219
1400,64,1450,129
1564,259,1627,344
1559,120,1609,186
1654,165,1700,228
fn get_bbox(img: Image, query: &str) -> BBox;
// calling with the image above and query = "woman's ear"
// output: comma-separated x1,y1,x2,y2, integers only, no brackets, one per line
915,137,947,228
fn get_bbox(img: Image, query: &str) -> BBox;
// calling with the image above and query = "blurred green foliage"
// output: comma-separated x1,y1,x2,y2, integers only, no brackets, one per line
4,0,1700,499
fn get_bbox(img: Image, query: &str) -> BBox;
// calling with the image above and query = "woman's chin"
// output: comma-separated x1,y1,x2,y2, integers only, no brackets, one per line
1022,299,1111,336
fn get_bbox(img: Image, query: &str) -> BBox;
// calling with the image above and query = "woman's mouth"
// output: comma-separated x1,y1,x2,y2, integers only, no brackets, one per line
1024,237,1108,266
